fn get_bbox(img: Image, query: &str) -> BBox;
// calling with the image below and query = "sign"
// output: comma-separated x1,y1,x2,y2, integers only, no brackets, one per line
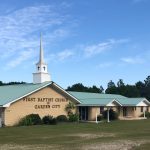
23,97,68,109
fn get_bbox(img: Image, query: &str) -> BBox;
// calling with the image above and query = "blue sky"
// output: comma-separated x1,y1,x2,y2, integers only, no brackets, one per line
0,0,150,89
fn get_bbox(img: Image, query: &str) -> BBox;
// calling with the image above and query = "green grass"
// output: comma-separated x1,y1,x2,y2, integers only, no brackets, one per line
0,120,150,149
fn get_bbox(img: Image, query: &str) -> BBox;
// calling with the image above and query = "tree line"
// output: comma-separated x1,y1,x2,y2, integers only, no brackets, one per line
0,81,26,86
1,75,150,101
66,75,150,101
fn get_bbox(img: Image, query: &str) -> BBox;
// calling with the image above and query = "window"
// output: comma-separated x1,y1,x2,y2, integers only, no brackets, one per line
100,106,104,114
141,106,143,112
38,66,40,70
43,66,46,71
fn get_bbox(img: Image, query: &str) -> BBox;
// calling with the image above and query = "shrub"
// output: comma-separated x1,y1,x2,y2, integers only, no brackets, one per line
65,102,75,115
146,112,150,118
42,115,57,125
18,114,42,126
56,115,68,122
102,109,118,120
68,113,79,122
97,115,103,121
140,112,150,118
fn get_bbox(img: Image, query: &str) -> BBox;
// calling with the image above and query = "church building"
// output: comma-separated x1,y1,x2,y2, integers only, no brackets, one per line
0,36,150,126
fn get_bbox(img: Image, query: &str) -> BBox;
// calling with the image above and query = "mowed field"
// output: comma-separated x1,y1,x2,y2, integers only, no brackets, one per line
0,120,150,150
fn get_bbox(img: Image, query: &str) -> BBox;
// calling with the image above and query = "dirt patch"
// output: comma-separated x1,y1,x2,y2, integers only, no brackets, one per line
66,133,115,139
0,140,149,150
0,144,54,150
82,140,149,150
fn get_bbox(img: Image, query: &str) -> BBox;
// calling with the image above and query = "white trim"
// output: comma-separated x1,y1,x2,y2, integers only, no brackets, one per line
136,98,150,106
3,82,52,107
3,81,81,107
106,99,122,107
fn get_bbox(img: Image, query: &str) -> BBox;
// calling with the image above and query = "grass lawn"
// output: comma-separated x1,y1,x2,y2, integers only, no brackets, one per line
0,120,149,150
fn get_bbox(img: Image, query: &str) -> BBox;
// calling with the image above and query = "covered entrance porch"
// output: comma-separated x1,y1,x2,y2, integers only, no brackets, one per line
78,101,150,122
78,99,122,123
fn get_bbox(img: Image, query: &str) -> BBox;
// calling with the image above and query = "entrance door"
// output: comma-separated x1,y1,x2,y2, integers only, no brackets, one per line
123,107,127,117
79,107,88,121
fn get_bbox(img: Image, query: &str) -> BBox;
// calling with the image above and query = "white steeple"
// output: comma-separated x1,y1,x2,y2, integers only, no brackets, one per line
33,34,51,84
39,34,44,64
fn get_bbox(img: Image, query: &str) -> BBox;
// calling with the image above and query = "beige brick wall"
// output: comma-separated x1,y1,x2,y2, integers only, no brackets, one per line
118,106,150,118
88,106,150,121
4,86,77,126
88,107,100,121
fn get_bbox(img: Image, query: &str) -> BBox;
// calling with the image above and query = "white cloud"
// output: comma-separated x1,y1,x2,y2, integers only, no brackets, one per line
46,50,74,62
6,49,34,68
84,42,111,57
84,39,129,57
57,50,74,61
121,57,144,64
0,4,72,68
97,62,113,68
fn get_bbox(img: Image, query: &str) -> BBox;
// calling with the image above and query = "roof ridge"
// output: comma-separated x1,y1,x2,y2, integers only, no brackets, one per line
79,98,123,100
68,91,127,97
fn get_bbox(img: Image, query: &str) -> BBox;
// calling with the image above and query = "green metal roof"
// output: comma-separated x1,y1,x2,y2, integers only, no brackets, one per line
117,98,146,106
0,81,52,106
68,91,126,99
0,84,148,107
76,98,116,106
69,91,126,106
68,91,147,106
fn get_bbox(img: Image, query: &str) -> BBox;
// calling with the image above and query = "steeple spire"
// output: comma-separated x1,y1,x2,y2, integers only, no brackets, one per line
33,33,51,84
39,33,44,64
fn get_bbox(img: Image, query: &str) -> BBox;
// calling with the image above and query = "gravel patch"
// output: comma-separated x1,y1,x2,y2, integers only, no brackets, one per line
66,133,115,139
82,140,149,150
0,144,54,150
0,140,149,150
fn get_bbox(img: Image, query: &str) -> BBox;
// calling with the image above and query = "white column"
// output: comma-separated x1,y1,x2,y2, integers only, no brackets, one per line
96,111,98,123
107,107,110,123
144,107,146,119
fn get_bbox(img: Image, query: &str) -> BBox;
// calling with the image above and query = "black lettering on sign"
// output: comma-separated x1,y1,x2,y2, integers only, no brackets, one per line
23,97,36,102
52,105,60,108
55,98,67,102
34,105,51,109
